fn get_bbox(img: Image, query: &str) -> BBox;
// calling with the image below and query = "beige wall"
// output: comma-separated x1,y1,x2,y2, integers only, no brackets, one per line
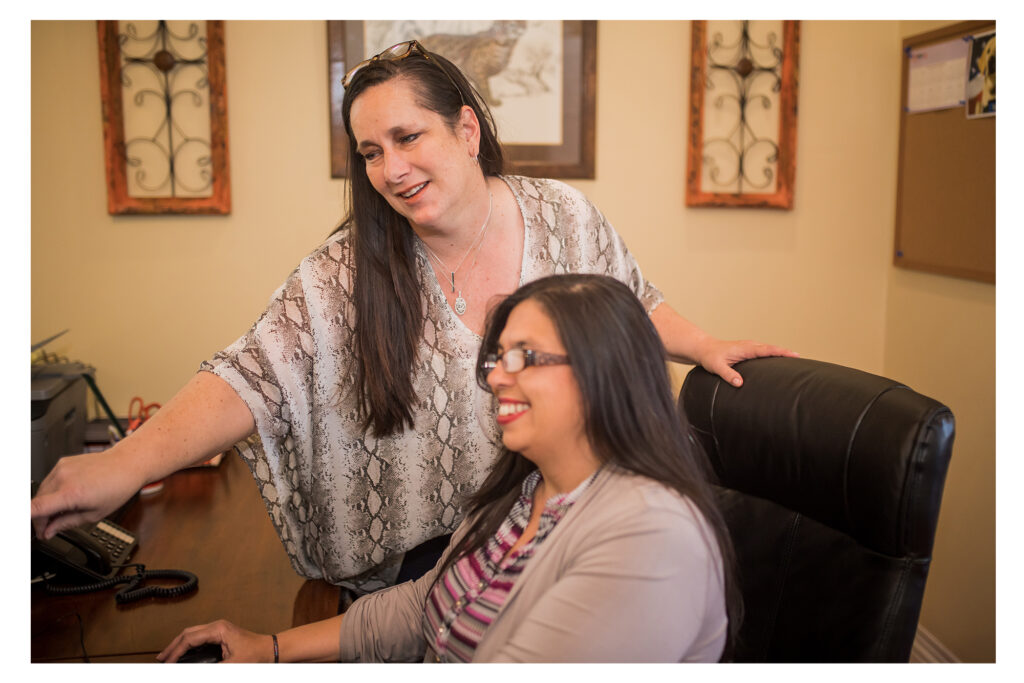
879,21,995,664
30,20,994,661
32,21,345,404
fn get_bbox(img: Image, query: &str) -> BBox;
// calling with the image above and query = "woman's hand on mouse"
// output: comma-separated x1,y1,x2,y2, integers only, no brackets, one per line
158,619,274,663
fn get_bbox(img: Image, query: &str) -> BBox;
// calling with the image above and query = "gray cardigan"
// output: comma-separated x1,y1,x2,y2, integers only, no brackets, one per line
337,466,728,662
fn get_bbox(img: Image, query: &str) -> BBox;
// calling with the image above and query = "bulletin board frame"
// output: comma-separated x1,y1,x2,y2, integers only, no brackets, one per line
893,21,995,283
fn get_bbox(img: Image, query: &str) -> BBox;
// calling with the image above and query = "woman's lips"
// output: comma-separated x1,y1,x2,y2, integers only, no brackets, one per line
398,181,428,200
496,400,529,425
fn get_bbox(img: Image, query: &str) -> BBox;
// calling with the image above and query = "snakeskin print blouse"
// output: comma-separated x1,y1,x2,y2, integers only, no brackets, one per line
200,175,664,593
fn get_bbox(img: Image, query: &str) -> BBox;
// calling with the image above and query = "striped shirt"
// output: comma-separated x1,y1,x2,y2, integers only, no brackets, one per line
421,469,598,662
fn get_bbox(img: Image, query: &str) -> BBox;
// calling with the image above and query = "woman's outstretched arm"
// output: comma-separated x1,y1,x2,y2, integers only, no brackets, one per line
31,371,255,539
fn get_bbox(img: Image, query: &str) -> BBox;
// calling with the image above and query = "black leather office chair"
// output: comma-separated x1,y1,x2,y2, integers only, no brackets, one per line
680,357,954,662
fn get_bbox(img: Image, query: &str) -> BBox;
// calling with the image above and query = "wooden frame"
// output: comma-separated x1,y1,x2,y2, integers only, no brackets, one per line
328,20,596,179
686,20,799,209
97,20,231,215
893,21,995,283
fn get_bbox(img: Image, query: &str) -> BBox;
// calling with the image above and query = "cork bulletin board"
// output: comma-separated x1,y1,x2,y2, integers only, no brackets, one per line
894,21,995,284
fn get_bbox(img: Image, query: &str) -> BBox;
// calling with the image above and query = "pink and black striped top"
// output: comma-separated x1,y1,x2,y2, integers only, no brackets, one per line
421,469,597,662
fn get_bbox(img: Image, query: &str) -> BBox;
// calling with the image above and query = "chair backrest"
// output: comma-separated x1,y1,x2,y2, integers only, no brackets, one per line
680,357,954,662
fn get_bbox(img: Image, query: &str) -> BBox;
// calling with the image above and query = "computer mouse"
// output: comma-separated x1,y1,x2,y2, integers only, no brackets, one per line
177,642,223,663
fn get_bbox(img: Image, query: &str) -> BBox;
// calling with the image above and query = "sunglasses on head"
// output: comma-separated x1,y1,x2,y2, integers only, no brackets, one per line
342,39,462,99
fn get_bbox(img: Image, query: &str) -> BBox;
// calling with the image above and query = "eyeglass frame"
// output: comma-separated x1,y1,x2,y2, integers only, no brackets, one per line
342,40,464,104
481,348,571,375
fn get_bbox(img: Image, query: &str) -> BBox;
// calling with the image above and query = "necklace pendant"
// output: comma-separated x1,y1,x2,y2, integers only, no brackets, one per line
454,295,467,315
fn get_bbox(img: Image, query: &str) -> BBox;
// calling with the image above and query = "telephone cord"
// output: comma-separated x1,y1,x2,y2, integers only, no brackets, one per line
42,564,198,603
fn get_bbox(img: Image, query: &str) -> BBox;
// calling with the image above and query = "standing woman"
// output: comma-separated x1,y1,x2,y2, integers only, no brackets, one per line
32,41,792,596
159,274,738,663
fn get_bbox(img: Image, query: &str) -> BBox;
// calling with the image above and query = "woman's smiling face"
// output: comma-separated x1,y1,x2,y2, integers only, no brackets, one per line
486,299,590,464
349,78,480,234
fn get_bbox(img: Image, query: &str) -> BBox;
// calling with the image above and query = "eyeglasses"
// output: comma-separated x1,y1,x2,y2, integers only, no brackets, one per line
343,40,462,101
482,348,570,374
343,40,425,88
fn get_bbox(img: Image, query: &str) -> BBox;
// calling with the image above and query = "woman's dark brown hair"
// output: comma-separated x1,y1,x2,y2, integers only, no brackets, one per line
336,46,505,436
436,274,742,654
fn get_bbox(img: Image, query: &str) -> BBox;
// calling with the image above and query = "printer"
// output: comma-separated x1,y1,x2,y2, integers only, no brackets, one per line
31,362,90,489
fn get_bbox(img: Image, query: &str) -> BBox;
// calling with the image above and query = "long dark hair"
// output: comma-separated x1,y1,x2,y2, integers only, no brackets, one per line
437,274,741,652
336,45,505,436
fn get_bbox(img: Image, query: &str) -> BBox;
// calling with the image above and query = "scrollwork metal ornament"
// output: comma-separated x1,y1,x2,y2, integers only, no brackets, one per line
98,20,231,215
686,20,799,209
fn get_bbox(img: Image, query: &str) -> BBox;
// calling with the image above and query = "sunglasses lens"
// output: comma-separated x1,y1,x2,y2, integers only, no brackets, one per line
384,41,415,58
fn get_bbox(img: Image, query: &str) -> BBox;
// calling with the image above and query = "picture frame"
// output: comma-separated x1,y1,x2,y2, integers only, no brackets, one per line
328,20,596,179
97,20,231,215
686,20,799,209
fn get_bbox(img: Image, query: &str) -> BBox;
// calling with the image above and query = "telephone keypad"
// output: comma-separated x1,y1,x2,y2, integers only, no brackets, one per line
89,519,137,567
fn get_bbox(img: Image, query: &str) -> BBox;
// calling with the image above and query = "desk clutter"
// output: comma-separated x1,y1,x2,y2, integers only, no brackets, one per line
32,330,125,488
31,332,218,620
31,449,328,662
31,330,225,499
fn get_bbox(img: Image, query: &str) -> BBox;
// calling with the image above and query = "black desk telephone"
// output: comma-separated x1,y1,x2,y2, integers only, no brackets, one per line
33,519,138,583
32,519,198,603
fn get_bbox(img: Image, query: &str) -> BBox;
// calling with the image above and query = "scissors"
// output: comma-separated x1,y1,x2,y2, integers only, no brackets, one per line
127,396,161,433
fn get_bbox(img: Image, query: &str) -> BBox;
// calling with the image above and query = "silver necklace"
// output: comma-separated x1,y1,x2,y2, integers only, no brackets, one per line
422,190,493,315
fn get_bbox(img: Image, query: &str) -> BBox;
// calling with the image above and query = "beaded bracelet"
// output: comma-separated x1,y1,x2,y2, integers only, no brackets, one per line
272,634,279,663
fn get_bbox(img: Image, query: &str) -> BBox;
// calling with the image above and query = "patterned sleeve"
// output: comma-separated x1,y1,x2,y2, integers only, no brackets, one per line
200,265,316,446
518,176,665,314
581,193,665,314
197,240,346,579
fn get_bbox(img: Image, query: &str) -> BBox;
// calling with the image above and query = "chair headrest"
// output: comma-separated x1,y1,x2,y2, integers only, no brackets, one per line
681,357,954,557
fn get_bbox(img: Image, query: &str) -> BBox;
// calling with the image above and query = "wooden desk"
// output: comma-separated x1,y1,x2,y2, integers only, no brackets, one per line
31,452,340,662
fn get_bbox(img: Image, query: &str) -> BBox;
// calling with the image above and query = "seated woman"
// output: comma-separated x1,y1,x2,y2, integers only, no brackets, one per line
158,274,738,663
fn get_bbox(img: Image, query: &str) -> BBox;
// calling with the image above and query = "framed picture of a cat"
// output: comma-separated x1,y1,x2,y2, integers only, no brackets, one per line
328,20,596,179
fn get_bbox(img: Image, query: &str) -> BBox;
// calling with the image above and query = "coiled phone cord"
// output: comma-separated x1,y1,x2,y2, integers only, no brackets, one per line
43,564,198,604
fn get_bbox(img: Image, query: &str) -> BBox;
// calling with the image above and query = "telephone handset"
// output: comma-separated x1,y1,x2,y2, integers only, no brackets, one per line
57,527,114,577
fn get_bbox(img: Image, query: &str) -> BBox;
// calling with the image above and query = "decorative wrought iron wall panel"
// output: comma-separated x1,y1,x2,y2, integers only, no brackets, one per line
98,20,231,214
686,20,799,209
